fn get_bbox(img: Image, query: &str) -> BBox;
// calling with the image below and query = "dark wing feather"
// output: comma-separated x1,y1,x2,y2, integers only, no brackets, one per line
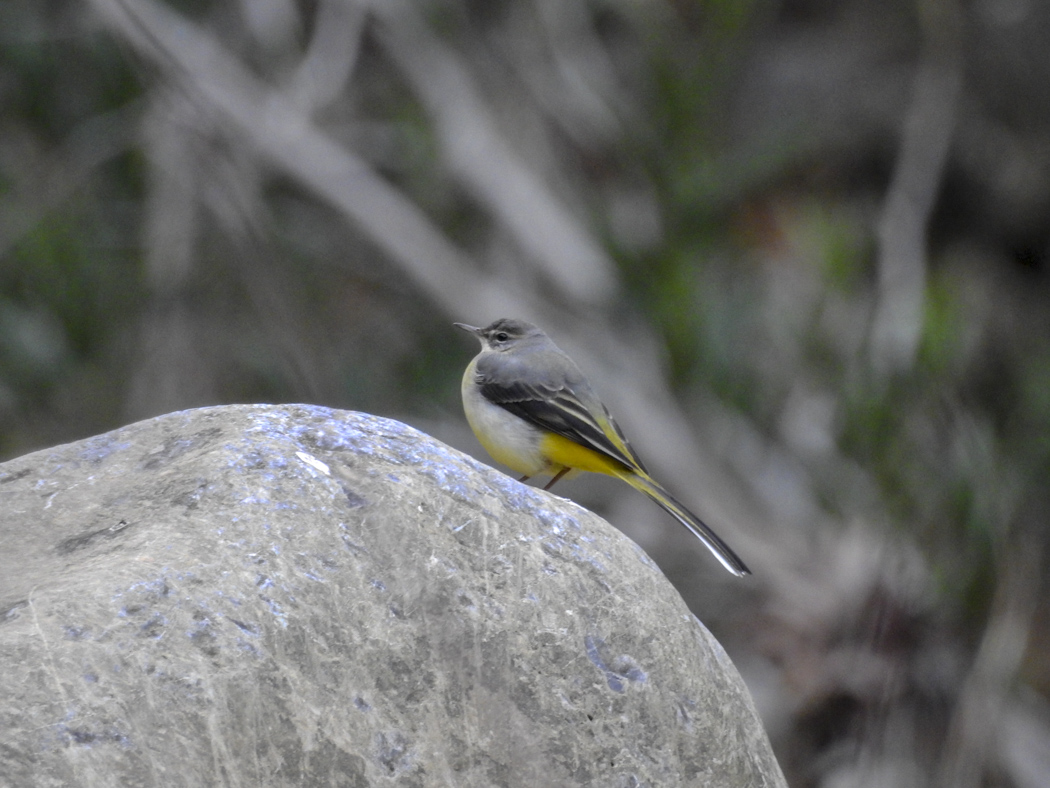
476,361,645,473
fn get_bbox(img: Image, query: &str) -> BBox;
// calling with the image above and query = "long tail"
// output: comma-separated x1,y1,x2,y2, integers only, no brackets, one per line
617,470,751,577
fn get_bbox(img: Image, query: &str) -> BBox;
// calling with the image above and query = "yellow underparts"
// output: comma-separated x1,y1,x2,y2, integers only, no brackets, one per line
539,432,633,478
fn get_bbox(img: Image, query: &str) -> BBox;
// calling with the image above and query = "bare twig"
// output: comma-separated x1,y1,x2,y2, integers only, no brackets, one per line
870,0,963,375
284,0,367,112
935,533,1043,788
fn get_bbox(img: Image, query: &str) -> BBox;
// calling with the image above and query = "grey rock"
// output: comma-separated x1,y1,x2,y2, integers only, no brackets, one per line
0,404,786,788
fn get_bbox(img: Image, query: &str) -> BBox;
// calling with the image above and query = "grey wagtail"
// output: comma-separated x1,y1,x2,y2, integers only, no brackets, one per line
455,318,750,577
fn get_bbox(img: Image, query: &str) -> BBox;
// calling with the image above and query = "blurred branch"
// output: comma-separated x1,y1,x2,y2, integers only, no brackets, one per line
126,89,326,419
502,0,629,149
88,0,512,319
870,0,963,375
935,533,1043,788
369,0,618,305
236,0,299,53
999,694,1050,788
138,92,202,293
284,0,367,112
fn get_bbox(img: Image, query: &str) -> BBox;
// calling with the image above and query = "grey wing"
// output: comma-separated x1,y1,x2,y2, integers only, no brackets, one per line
475,353,644,472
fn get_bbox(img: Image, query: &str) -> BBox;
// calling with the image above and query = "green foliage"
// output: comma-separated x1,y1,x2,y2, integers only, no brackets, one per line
2,27,139,143
7,211,141,353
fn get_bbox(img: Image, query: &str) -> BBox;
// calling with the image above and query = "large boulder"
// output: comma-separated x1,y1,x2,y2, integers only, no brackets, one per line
0,404,785,787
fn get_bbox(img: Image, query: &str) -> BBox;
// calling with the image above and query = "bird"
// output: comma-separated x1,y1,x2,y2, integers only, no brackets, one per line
454,318,750,577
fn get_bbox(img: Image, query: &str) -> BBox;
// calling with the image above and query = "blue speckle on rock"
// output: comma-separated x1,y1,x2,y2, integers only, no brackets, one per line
228,618,257,635
79,437,132,464
584,635,647,693
260,596,287,628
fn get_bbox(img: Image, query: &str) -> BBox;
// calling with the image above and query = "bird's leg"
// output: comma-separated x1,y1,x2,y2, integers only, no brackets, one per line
518,474,532,483
543,468,571,491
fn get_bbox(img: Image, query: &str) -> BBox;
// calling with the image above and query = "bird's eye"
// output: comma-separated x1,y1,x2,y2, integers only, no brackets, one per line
495,332,509,342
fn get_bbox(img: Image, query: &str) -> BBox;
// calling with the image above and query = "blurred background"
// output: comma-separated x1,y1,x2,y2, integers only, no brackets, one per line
2,0,1049,784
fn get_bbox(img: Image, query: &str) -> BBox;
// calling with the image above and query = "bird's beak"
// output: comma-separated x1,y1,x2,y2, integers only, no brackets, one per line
453,322,483,336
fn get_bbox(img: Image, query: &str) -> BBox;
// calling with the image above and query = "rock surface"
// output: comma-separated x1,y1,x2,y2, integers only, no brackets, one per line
0,404,785,787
